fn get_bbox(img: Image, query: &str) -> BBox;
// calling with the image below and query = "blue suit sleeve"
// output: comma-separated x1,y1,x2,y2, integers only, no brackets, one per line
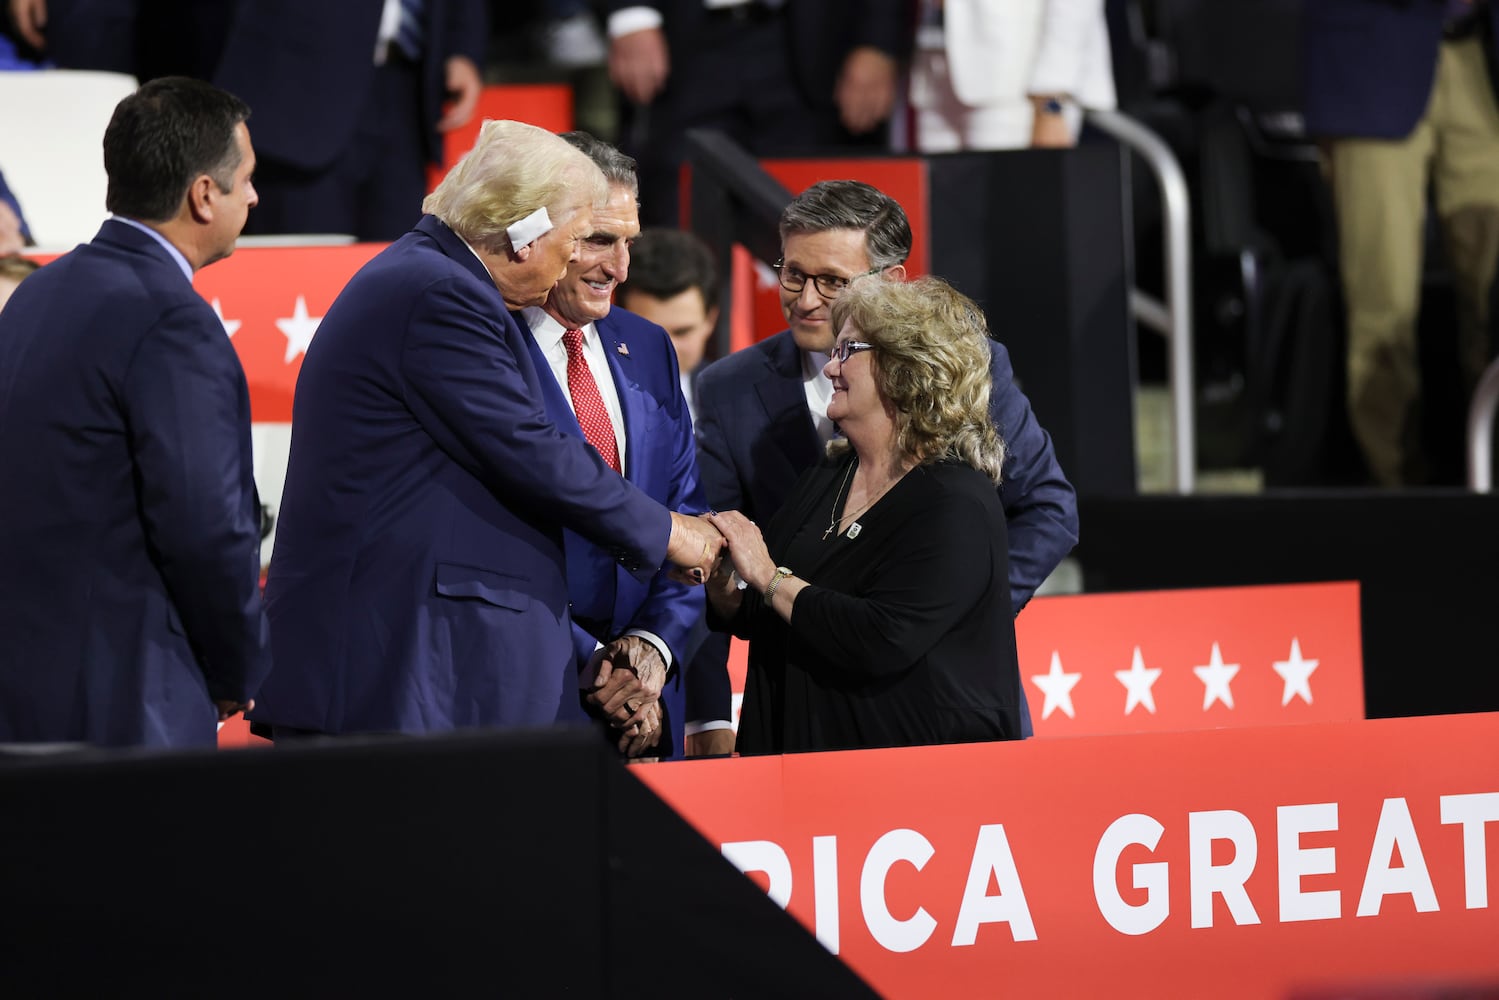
123,303,271,703
989,339,1079,614
400,276,672,580
619,344,708,668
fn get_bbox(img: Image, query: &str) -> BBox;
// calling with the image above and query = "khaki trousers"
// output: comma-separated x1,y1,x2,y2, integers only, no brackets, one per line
1328,35,1499,485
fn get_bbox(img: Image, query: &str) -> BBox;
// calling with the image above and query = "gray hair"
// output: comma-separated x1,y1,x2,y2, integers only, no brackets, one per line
778,180,912,272
560,130,639,199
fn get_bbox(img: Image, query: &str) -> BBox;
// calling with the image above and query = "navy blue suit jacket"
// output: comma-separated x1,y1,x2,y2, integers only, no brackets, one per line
521,307,707,758
213,0,487,171
692,329,1079,731
0,220,270,747
254,216,673,735
1303,0,1499,139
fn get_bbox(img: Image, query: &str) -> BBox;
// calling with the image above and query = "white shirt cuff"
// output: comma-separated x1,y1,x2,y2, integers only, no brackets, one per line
684,719,734,736
623,628,673,672
607,7,662,38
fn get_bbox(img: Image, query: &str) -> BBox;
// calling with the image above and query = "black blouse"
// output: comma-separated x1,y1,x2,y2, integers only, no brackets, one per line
725,452,1022,755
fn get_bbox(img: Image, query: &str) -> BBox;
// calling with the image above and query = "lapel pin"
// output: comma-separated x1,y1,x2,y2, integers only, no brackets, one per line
616,343,630,356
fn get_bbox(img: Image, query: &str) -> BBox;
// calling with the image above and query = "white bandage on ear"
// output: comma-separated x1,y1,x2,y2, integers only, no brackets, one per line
506,207,553,249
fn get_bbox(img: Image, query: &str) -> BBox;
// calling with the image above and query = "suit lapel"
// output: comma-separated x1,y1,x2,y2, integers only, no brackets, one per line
595,313,644,482
756,331,822,472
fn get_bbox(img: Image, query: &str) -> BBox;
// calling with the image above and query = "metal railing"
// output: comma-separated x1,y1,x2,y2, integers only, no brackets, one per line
1467,356,1499,492
1086,108,1197,494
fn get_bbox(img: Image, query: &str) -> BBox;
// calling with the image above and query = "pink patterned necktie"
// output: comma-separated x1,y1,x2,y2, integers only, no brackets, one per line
562,328,621,473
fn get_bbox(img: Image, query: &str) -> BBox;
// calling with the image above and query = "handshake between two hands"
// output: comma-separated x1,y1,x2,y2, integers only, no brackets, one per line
665,510,774,596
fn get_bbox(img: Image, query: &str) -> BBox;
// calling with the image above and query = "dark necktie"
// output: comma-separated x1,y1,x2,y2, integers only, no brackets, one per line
563,329,621,474
396,0,425,60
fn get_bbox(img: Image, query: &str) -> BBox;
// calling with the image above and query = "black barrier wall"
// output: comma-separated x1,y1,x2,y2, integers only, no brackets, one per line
0,731,878,999
928,145,1137,496
1075,492,1499,719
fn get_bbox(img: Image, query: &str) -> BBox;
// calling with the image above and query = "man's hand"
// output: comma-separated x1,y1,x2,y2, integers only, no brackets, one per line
608,27,669,106
0,201,25,255
618,700,663,756
437,56,483,131
666,510,724,584
685,728,735,757
584,635,667,731
10,0,47,50
835,46,897,135
214,698,254,722
1029,97,1075,149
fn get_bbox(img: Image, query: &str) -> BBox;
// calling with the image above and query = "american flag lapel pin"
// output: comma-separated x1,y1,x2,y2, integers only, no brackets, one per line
617,342,630,356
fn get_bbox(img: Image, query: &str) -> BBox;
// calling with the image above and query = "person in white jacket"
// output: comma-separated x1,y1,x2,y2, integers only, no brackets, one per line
909,0,1116,152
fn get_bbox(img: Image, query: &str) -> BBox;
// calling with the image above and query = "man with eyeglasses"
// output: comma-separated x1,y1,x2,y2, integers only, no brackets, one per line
689,179,1079,751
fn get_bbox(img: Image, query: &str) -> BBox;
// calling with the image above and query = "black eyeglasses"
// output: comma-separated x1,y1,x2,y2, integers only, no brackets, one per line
832,340,875,364
772,261,881,298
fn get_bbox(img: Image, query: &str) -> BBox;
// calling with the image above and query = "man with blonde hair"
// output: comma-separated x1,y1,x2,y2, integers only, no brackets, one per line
252,120,722,739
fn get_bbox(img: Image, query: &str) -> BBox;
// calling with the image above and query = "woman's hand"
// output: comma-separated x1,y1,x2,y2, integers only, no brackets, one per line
706,511,776,595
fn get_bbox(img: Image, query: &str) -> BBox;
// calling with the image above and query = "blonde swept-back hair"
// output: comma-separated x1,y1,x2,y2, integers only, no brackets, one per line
422,119,609,254
827,276,1006,483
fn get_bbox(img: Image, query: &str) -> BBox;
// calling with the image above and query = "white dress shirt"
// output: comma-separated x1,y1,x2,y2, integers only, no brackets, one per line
522,307,676,674
522,307,629,472
802,349,836,444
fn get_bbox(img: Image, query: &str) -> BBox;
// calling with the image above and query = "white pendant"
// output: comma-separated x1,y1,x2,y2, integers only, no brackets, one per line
846,522,862,539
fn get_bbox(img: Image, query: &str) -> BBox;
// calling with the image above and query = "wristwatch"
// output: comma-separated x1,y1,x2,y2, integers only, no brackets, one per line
764,566,794,603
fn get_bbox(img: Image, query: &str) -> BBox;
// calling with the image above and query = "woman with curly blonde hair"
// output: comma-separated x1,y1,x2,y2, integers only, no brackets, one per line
707,276,1022,754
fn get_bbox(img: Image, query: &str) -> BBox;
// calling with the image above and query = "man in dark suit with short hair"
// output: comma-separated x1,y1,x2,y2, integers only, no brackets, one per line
0,76,270,747
251,121,722,740
692,180,1080,748
518,132,708,759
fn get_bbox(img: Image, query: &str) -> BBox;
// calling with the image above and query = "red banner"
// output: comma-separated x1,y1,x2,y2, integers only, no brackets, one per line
195,244,385,422
636,713,1499,999
1020,581,1364,736
718,582,1366,740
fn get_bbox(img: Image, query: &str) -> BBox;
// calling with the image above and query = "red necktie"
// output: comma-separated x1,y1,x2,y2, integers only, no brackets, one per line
562,328,621,473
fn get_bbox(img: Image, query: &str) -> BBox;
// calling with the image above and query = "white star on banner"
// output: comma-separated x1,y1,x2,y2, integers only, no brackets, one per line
1193,642,1240,711
211,298,240,338
1115,646,1162,715
1032,651,1082,720
1272,637,1319,706
276,295,322,363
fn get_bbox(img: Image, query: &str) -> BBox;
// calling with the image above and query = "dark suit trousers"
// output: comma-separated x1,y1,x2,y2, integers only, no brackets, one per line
242,55,429,243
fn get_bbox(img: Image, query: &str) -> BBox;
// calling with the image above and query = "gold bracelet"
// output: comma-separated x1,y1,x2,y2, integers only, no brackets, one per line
764,566,793,603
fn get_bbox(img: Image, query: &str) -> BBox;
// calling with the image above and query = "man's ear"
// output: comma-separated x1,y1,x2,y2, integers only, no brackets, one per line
705,305,721,329
186,174,216,224
885,263,908,283
511,241,532,262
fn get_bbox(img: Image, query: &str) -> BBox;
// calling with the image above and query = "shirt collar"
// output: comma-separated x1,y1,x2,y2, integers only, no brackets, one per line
803,348,832,384
522,305,592,353
110,215,193,284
